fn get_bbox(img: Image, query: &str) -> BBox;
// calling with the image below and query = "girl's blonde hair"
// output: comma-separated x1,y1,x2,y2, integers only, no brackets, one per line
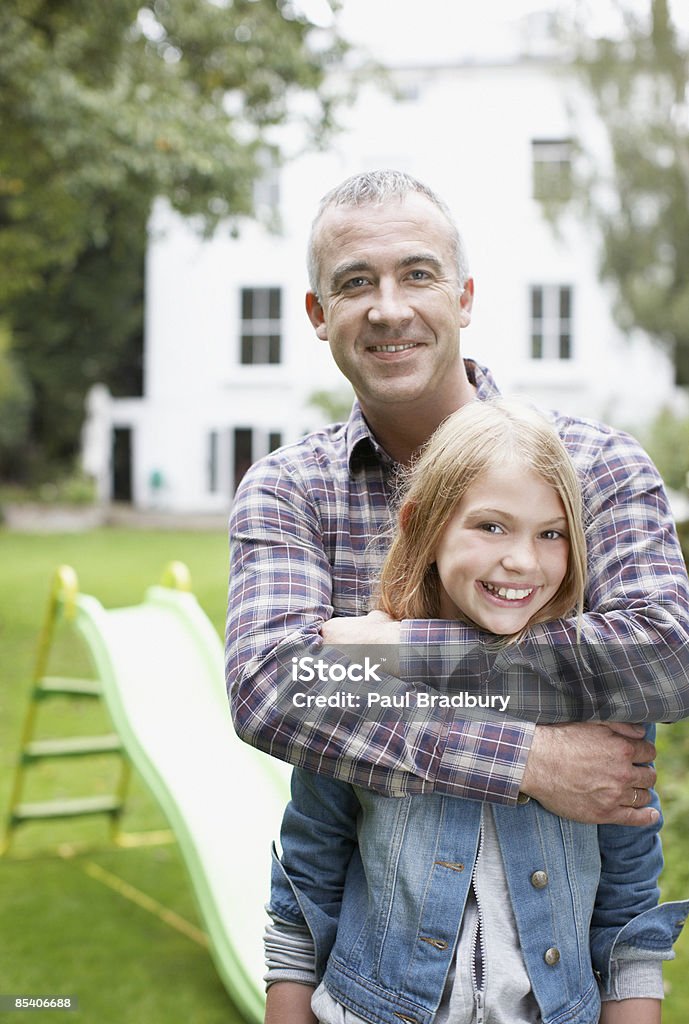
378,398,586,636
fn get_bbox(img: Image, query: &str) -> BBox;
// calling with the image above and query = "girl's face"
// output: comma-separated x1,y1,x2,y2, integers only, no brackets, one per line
433,463,570,635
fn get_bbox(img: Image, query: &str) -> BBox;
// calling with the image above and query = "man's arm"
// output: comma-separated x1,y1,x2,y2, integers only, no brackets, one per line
227,429,688,811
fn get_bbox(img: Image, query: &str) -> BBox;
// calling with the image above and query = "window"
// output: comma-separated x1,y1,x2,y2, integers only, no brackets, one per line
531,139,572,202
240,287,282,365
530,285,573,360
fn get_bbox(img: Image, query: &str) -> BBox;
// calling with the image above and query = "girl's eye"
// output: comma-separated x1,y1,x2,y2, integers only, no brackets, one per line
541,529,566,541
479,523,504,535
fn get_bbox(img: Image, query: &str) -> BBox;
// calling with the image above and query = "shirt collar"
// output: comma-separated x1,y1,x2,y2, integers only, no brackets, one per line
345,359,502,474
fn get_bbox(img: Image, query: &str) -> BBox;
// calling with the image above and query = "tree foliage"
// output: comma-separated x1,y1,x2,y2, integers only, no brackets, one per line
0,321,32,477
562,0,689,383
0,0,348,478
308,385,355,423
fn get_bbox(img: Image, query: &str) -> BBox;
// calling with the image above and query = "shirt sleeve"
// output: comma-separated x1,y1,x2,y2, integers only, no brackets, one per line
226,454,534,802
264,914,317,990
401,429,689,722
599,960,664,1002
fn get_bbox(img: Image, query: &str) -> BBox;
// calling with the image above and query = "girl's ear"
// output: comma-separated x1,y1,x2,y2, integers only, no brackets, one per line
399,500,416,532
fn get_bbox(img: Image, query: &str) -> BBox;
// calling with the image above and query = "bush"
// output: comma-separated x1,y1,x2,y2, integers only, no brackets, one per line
643,407,689,493
0,470,96,508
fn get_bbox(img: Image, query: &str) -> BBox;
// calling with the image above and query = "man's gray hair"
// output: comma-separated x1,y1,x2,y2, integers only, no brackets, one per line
307,169,470,297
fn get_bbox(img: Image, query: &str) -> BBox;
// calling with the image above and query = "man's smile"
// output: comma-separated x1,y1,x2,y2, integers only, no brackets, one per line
366,342,421,353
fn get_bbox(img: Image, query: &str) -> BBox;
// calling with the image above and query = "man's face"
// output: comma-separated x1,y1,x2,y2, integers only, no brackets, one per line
306,193,473,419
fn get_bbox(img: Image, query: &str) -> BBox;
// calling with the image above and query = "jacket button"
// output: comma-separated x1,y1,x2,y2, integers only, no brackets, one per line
420,936,449,951
530,870,548,889
544,947,561,966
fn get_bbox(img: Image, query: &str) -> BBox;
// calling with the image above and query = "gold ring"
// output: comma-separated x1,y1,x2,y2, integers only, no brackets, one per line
632,787,639,807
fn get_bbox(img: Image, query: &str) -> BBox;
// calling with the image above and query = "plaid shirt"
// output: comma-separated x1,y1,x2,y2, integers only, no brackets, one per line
226,361,689,802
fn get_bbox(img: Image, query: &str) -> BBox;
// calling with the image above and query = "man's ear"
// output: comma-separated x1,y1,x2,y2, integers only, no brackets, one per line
305,291,328,340
459,277,474,329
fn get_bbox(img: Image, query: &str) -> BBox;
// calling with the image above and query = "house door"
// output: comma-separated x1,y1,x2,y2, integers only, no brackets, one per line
112,427,133,503
232,428,282,496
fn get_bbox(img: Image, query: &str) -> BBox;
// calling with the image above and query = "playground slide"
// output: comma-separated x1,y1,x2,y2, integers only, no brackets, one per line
74,584,291,1024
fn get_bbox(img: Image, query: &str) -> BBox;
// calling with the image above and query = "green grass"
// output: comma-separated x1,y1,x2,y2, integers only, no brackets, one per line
1,528,689,1021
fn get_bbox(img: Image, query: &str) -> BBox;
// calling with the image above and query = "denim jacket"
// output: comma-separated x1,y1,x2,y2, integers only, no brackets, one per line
270,739,688,1024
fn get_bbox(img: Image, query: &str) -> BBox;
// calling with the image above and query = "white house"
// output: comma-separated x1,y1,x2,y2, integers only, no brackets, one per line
83,12,686,512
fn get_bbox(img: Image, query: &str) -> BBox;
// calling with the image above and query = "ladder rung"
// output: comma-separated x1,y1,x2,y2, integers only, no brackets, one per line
12,796,123,824
23,735,122,761
36,677,102,698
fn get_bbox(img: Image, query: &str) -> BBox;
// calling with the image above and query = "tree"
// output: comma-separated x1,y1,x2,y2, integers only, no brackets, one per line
9,203,148,476
0,322,32,478
560,0,689,384
0,0,348,478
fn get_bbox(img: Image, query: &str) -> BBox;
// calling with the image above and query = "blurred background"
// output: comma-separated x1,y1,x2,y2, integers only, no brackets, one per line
2,0,689,1020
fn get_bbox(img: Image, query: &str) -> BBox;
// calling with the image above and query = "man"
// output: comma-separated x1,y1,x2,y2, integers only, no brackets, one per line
226,169,689,826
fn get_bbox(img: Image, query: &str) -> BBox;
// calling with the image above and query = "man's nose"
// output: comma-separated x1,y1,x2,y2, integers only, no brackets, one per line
367,281,413,326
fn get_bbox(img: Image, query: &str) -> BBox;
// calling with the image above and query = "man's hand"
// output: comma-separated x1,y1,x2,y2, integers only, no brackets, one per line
521,722,658,826
321,610,401,646
320,611,402,676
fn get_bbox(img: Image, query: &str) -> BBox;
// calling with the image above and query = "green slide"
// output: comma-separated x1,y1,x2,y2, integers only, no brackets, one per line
74,583,291,1024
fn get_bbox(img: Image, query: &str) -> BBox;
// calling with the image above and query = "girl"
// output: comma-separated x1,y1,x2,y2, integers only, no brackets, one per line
265,399,687,1024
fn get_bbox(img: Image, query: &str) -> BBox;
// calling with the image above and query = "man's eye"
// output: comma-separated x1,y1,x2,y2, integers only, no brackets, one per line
408,269,430,281
343,277,369,290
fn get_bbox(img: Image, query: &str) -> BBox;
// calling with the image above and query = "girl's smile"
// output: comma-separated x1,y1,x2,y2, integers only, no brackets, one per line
434,463,570,635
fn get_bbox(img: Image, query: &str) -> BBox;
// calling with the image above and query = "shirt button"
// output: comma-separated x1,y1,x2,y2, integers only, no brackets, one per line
544,947,561,966
530,870,549,889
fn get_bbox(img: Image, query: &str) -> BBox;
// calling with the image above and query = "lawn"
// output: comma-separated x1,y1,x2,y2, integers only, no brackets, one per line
1,528,688,1022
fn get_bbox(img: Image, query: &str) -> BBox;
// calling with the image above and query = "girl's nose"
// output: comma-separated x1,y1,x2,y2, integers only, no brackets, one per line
500,538,539,574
